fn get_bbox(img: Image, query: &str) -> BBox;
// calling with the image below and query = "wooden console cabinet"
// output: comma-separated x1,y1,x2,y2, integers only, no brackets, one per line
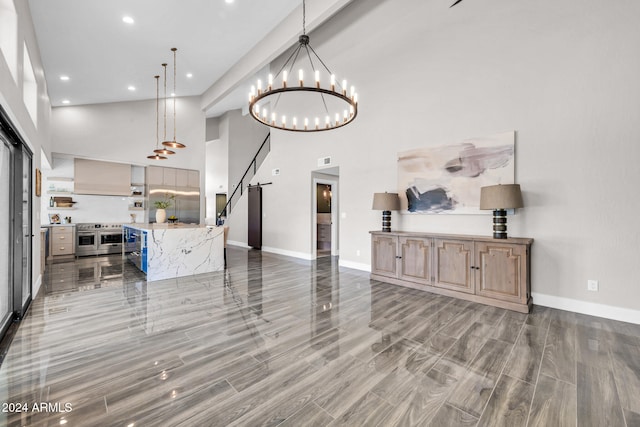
371,231,533,313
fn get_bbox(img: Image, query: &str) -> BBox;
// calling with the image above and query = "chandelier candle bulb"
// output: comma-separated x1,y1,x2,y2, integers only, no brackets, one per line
315,117,319,129
257,79,262,94
268,74,273,90
293,117,297,129
299,69,304,87
343,110,348,122
262,108,267,120
283,70,288,88
315,70,320,88
330,74,336,91
304,118,309,130
282,115,286,127
342,80,347,96
271,112,276,125
325,116,330,128
335,113,340,126
350,86,355,97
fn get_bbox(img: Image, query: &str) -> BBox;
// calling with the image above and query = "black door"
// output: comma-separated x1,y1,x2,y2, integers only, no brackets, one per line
248,186,262,249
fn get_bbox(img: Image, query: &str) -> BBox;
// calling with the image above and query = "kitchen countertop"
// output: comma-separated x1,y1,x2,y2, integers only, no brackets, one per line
41,223,76,227
123,223,211,231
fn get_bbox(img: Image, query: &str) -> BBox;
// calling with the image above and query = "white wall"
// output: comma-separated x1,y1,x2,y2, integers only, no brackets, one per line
225,0,640,321
0,0,51,298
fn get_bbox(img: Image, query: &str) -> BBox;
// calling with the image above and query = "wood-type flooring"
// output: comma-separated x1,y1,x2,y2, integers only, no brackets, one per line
0,247,639,426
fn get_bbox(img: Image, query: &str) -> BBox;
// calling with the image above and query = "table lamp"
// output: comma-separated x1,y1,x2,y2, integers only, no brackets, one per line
372,192,401,232
479,184,523,239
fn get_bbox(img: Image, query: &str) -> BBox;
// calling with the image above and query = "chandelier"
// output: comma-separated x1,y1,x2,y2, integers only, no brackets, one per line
248,0,358,132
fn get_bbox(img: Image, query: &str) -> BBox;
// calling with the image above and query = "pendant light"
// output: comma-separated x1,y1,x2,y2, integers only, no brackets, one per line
162,48,186,149
154,63,175,156
147,75,167,160
248,0,358,132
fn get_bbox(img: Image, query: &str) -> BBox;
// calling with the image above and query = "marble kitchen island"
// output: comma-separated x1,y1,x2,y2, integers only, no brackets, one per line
123,224,225,281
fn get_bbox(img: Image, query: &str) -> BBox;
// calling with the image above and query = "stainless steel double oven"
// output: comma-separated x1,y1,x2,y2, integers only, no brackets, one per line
76,223,123,256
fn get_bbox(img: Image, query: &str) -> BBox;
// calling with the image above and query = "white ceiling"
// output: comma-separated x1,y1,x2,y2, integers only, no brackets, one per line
28,0,302,115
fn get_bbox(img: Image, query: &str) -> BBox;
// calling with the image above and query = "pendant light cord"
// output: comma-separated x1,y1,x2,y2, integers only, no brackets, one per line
162,63,168,141
155,75,160,149
172,48,177,141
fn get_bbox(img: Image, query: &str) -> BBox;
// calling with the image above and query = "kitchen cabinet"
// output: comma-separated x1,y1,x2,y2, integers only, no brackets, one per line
370,231,533,313
176,169,188,187
163,167,177,186
147,166,164,186
187,170,199,188
49,225,76,260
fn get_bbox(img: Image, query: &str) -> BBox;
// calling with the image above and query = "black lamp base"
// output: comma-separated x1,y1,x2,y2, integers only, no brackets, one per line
381,210,392,232
492,209,508,239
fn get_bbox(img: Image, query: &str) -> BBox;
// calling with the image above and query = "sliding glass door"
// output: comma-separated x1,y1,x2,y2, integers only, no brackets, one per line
0,106,34,339
19,145,33,315
0,134,13,337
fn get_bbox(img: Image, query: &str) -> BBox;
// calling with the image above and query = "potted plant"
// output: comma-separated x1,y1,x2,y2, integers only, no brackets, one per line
154,193,174,223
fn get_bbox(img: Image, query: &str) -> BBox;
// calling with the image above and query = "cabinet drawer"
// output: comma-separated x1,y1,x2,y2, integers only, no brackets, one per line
52,232,73,243
51,244,74,256
51,226,74,236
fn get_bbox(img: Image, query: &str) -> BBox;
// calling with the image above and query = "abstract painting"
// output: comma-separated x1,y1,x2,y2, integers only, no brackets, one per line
398,131,515,214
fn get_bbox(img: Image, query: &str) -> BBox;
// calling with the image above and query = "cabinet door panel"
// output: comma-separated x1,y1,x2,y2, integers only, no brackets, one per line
434,239,474,293
188,170,200,187
475,243,526,303
398,237,432,285
371,235,397,278
163,168,176,186
147,166,163,185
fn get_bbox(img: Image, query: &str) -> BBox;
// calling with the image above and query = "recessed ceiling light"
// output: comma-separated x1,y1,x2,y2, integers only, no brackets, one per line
186,73,193,78
170,92,175,97
122,16,135,24
128,86,136,91
60,75,70,81
225,0,234,3
61,99,70,104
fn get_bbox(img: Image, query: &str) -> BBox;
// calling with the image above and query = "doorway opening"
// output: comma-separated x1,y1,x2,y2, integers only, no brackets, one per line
316,183,332,257
215,193,227,219
312,168,339,259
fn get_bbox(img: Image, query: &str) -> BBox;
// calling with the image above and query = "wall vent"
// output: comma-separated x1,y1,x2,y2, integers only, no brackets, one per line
272,168,281,176
317,156,332,167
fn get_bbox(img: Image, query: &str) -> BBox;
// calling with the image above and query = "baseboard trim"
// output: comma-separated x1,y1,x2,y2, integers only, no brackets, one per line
33,274,42,299
227,240,251,249
261,246,314,261
338,260,371,272
532,292,640,325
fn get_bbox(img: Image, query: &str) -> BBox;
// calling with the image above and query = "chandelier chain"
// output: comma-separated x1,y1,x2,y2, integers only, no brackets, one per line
302,0,306,35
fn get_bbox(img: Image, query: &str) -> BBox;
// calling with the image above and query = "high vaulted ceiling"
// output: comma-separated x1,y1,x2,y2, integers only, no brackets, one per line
28,0,302,114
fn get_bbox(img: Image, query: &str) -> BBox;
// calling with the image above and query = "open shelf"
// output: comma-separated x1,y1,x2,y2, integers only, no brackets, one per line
48,207,76,210
47,177,74,182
